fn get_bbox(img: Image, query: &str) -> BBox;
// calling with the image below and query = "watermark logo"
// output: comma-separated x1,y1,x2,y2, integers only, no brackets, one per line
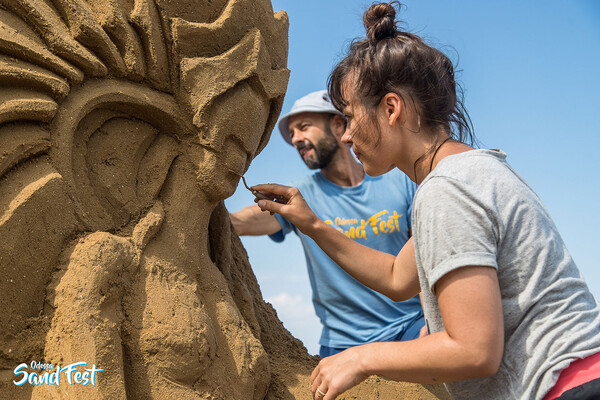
13,361,103,387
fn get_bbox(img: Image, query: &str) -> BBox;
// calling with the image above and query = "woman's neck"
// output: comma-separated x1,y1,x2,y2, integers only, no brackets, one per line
412,138,473,184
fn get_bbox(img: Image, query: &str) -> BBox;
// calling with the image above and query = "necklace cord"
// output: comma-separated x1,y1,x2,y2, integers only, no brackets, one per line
428,136,453,174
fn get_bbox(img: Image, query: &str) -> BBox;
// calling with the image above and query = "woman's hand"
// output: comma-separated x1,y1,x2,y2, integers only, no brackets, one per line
252,184,320,235
310,346,370,400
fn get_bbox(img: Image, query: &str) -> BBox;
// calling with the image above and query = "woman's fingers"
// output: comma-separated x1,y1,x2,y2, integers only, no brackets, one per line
312,370,337,400
315,382,330,400
253,184,318,233
310,362,327,399
309,347,369,400
310,366,321,387
251,183,298,206
323,386,337,400
310,360,320,386
311,357,337,399
252,183,294,196
257,199,285,215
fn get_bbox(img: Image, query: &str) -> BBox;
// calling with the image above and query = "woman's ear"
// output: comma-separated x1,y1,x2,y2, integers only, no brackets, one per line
381,92,403,127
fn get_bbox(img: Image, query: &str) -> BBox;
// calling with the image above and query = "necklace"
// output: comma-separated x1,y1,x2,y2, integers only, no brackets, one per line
428,136,453,174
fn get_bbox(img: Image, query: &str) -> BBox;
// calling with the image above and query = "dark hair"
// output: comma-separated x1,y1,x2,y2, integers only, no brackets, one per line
328,1,476,156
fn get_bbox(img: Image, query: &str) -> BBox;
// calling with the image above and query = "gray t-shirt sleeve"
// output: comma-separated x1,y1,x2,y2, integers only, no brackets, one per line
412,150,600,400
414,176,499,294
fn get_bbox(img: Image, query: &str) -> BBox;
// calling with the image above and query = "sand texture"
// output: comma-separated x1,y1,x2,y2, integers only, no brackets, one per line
0,0,449,398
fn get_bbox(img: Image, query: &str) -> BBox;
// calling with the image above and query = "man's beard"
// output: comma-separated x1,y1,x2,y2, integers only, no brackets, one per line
298,124,339,169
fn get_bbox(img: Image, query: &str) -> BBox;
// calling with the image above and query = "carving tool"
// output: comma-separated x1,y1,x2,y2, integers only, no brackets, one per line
229,169,285,203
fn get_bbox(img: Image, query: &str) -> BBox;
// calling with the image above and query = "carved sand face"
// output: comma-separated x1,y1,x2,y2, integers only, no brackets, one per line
195,81,271,200
0,0,289,398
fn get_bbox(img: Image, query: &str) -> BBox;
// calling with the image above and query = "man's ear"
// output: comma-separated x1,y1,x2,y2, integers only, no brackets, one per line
329,114,347,138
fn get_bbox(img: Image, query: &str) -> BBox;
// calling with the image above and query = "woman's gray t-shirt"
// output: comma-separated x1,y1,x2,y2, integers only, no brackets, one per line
412,149,600,400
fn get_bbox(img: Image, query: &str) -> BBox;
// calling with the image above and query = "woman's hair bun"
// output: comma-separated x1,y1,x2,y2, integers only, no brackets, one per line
363,1,398,43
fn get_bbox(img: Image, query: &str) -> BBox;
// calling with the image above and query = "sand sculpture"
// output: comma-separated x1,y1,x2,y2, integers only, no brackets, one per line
0,0,449,398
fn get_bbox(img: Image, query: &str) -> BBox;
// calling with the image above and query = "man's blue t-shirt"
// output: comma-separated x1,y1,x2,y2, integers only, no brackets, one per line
270,169,422,348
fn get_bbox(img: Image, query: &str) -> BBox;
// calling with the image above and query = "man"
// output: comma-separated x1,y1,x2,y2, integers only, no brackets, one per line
231,90,423,358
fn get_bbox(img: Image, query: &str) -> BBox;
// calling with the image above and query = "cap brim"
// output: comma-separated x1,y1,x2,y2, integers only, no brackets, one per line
278,114,293,145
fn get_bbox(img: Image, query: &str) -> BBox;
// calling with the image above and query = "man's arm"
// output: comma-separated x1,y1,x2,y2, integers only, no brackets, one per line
230,205,282,236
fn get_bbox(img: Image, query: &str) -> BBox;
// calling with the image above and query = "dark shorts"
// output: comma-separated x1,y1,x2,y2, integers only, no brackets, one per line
555,378,600,399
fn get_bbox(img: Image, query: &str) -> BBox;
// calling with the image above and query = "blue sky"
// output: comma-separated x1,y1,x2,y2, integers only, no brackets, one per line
225,1,600,355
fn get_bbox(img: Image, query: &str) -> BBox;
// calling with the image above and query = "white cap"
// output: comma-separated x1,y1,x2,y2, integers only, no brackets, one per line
278,90,343,145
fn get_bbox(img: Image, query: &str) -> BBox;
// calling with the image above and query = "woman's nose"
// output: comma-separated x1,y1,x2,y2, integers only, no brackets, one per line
341,127,353,144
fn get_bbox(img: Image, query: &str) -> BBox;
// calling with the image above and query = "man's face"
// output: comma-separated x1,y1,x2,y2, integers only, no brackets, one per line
287,112,339,169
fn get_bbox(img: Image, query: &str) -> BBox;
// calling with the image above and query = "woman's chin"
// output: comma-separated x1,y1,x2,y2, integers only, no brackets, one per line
363,163,386,177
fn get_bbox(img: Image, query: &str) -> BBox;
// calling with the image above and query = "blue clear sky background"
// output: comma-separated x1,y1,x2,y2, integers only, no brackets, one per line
225,0,600,355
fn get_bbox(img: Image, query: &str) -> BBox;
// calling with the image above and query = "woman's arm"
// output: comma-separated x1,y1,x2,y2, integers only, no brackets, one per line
253,184,420,301
310,265,504,399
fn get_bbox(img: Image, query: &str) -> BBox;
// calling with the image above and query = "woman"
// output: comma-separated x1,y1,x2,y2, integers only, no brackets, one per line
253,2,600,399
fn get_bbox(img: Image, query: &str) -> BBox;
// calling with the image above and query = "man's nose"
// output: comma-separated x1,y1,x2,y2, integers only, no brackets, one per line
291,130,305,146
